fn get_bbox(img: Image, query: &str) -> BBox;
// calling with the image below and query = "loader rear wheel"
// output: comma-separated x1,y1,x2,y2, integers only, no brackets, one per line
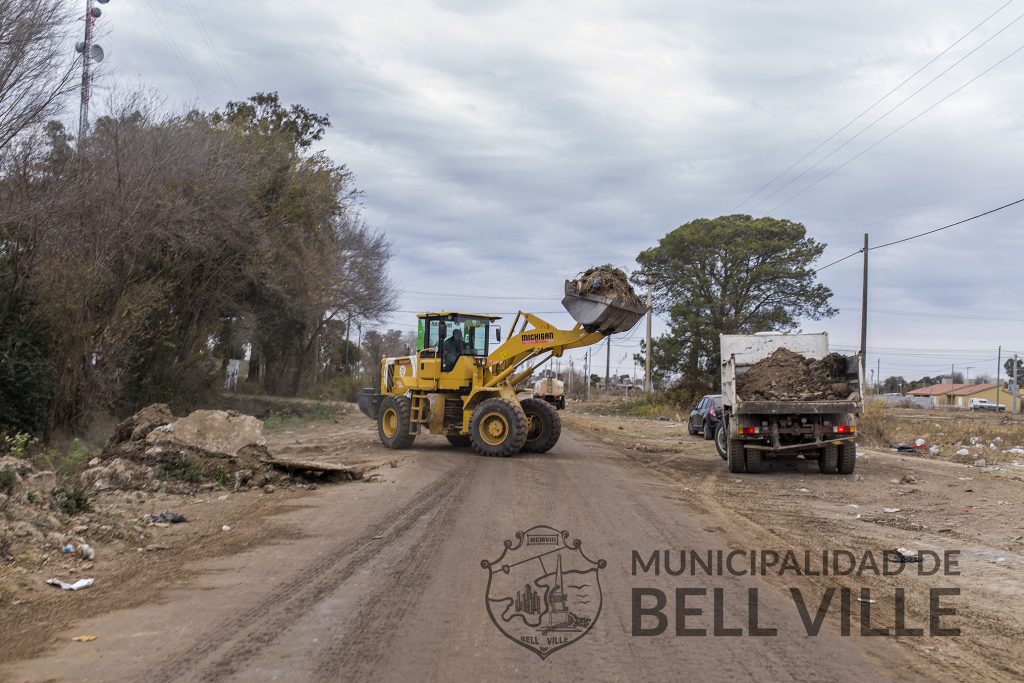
727,439,746,473
446,434,472,447
819,444,838,474
521,398,561,453
470,398,528,457
838,441,857,474
377,396,416,449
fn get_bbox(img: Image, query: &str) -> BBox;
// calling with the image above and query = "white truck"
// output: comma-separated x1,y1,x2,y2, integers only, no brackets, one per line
719,332,863,474
533,377,566,410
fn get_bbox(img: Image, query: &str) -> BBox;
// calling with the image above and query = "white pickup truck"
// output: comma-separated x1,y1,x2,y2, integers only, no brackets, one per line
720,332,863,475
968,398,1006,412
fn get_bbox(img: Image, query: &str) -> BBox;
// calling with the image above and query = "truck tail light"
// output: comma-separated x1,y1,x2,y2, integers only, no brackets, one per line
835,425,856,434
740,426,760,435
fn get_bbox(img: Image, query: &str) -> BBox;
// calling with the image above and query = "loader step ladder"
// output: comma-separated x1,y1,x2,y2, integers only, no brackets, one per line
409,392,429,433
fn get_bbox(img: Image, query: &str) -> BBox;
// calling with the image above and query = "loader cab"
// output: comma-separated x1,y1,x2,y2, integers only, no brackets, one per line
417,312,500,374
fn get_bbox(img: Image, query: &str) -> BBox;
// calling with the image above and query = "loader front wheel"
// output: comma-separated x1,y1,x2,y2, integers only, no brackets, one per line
521,398,561,453
377,396,416,449
470,398,528,457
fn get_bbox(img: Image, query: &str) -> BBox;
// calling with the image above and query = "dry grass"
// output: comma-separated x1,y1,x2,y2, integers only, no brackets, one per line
858,401,1024,463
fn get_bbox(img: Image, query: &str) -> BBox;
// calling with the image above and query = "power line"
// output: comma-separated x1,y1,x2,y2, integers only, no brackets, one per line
402,289,562,301
183,0,241,99
870,196,1024,249
734,0,1017,211
752,8,1024,212
768,40,1024,213
142,0,210,105
816,195,1024,273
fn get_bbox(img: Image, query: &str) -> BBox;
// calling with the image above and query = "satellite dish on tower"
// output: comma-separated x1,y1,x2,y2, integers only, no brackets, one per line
75,41,86,53
97,0,110,3
89,6,101,17
90,45,105,63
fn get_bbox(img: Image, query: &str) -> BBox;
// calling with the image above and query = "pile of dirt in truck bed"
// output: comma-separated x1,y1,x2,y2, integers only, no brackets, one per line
569,264,645,308
736,348,852,402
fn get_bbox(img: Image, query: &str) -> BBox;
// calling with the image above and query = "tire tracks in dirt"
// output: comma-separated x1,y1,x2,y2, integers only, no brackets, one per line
150,460,474,683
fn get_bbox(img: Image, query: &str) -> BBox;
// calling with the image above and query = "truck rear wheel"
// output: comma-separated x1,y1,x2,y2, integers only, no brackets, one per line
745,448,763,474
818,444,838,474
378,396,416,449
520,398,561,453
727,439,746,473
446,434,472,447
838,441,857,474
470,398,528,457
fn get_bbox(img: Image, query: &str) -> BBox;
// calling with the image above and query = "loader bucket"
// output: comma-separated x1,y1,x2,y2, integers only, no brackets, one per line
561,280,647,334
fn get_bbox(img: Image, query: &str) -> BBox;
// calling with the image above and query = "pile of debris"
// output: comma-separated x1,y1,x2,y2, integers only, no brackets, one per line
569,264,645,309
737,348,853,401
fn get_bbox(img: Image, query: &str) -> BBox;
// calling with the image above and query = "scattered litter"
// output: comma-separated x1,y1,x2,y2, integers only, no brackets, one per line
847,503,860,508
78,543,95,561
969,436,980,446
222,525,232,532
857,597,876,604
797,487,809,493
217,495,229,501
929,445,940,455
887,547,920,563
958,476,973,481
955,448,970,457
61,543,74,554
71,635,97,643
372,535,384,540
147,512,187,524
883,507,901,513
973,459,987,468
914,438,926,447
47,577,94,591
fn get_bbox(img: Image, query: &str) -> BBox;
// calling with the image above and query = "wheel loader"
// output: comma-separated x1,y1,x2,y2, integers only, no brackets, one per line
357,280,646,456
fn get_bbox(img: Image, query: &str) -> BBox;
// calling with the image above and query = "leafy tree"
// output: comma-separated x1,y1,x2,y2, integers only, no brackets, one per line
636,215,836,391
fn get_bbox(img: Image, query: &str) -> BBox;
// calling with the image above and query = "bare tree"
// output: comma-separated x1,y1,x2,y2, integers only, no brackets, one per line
0,0,78,151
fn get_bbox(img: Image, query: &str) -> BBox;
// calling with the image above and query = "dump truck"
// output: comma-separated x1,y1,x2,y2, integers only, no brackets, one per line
533,377,566,410
719,332,863,474
357,276,646,457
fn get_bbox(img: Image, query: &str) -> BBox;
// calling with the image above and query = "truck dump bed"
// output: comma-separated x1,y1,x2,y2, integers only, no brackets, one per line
721,333,863,416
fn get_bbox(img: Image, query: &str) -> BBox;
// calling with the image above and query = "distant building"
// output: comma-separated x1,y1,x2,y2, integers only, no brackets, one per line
907,382,1024,411
906,383,975,407
949,383,1024,411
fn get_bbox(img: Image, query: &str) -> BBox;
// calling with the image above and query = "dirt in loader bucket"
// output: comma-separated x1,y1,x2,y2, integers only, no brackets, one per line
736,347,853,402
563,264,647,334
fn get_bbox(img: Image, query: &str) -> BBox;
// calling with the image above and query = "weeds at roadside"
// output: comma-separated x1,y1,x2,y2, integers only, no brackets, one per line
50,479,92,515
263,401,340,431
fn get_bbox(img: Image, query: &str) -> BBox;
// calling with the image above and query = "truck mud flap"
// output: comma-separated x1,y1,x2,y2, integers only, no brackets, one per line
357,389,384,419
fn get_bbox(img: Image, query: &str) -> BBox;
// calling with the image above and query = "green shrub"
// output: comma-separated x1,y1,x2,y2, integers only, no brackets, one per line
157,456,205,483
51,480,92,515
0,468,16,495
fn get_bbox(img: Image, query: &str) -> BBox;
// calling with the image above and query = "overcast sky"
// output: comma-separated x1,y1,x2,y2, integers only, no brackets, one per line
93,0,1024,383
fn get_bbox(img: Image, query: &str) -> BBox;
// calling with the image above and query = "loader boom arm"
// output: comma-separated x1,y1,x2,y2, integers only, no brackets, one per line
485,312,604,388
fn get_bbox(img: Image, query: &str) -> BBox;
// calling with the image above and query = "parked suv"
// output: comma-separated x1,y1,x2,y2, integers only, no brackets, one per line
688,394,722,440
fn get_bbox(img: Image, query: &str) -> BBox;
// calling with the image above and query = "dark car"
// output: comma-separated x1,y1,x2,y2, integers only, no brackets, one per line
687,394,722,440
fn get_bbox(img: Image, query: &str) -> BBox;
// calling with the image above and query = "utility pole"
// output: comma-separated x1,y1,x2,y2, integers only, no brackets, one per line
951,364,955,386
996,346,1002,410
586,349,591,402
966,366,974,384
605,337,611,402
876,358,881,394
76,0,110,146
645,276,653,394
1014,354,1019,415
568,359,573,397
860,233,869,385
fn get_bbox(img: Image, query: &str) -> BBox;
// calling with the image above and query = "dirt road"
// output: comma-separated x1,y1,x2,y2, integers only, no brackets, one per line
3,416,1020,682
